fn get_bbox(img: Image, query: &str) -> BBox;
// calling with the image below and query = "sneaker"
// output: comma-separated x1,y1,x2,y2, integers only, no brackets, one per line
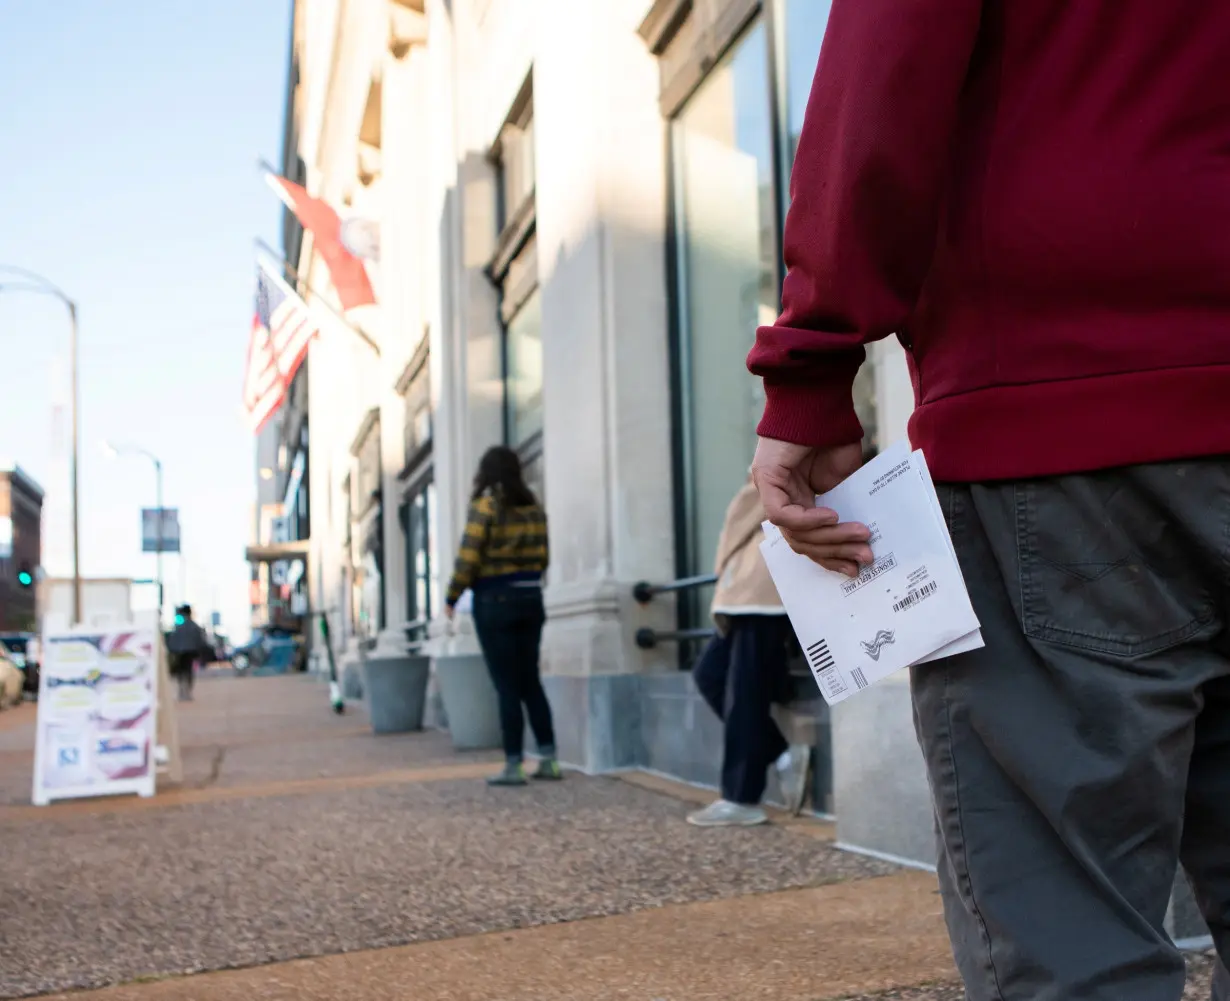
686,799,769,827
776,745,811,815
486,763,528,787
532,758,563,781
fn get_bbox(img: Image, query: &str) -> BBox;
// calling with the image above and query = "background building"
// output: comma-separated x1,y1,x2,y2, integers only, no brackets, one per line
0,465,44,632
256,0,917,786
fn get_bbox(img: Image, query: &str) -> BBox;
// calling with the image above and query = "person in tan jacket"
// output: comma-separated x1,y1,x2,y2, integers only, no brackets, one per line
687,474,810,827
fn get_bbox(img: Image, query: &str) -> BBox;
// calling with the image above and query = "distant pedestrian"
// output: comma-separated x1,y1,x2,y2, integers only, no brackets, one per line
445,446,560,787
166,605,210,702
749,2,1230,997
687,474,808,828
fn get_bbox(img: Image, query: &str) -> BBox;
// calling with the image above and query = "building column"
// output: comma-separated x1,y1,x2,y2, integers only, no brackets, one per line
372,28,429,658
427,0,505,654
531,0,677,771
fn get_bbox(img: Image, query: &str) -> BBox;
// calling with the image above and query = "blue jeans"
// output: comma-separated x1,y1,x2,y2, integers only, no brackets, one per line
472,586,555,761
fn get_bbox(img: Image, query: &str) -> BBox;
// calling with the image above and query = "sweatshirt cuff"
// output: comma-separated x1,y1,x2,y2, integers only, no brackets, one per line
756,375,865,450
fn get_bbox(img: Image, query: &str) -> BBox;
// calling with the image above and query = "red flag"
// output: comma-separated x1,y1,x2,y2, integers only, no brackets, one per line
266,175,376,310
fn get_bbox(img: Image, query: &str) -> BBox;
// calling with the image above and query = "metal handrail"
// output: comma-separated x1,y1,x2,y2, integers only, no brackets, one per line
634,626,716,651
404,618,430,654
631,573,717,604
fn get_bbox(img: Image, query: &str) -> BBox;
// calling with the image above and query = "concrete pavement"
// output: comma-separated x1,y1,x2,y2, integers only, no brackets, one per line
0,673,1218,1000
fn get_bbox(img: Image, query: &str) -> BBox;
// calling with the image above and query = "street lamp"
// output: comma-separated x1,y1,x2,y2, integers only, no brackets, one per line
103,441,165,620
0,266,82,624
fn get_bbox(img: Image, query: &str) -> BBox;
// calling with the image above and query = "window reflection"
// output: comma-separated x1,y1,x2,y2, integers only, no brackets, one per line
783,0,834,166
505,289,544,448
404,479,439,626
673,19,777,578
521,448,544,508
781,0,877,453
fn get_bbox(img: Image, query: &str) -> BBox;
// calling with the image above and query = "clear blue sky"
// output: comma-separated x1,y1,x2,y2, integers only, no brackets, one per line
0,2,291,638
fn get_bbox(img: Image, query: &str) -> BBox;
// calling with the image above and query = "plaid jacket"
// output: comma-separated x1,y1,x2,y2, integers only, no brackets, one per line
445,493,549,606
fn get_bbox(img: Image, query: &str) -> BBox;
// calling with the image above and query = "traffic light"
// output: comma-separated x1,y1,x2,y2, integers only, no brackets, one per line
174,612,185,626
16,562,33,589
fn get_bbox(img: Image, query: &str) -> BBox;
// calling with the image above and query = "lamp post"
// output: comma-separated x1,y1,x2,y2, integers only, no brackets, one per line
0,267,82,624
104,442,165,622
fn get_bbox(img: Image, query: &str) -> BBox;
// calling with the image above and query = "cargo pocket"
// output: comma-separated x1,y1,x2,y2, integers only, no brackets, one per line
1014,476,1214,659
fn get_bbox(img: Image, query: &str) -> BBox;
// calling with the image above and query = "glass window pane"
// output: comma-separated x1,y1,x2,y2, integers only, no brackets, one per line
521,449,545,508
783,0,834,166
426,482,440,618
781,0,878,452
499,115,535,219
673,19,776,578
405,480,438,625
414,508,428,621
505,290,544,447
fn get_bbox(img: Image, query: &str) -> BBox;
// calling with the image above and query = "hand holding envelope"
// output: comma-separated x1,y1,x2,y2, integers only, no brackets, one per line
759,442,984,706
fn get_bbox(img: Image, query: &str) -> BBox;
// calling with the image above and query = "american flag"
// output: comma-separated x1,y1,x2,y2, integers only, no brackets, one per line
242,262,318,432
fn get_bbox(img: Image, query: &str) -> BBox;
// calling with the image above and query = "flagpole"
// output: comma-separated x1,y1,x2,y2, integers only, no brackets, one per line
254,237,381,357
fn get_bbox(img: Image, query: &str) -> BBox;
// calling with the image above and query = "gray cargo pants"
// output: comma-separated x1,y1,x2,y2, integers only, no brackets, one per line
913,460,1230,1000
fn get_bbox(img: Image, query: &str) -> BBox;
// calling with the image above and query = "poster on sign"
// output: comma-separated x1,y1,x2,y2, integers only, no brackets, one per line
32,624,159,805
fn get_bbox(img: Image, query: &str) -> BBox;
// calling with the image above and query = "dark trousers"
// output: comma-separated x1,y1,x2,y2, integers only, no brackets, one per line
917,461,1230,1000
692,615,791,806
472,586,556,761
170,653,196,699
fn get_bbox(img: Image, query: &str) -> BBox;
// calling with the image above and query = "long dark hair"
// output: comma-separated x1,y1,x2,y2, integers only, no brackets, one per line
472,446,538,508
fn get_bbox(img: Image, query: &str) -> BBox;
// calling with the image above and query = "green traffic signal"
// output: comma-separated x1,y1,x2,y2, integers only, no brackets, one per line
174,613,185,626
16,564,33,588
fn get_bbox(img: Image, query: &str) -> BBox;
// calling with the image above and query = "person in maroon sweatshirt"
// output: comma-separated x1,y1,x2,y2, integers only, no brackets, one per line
748,2,1230,999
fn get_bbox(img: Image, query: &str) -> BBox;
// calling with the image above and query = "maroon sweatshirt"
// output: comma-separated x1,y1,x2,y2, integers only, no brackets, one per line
749,0,1230,481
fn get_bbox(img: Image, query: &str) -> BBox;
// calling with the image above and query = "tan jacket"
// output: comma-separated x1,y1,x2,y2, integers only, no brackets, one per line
710,477,785,634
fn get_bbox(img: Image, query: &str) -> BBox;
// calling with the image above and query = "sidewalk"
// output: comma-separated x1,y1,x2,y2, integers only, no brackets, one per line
0,674,1217,1000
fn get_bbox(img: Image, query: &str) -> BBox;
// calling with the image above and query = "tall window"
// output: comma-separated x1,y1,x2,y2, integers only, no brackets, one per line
402,480,438,629
351,412,383,635
397,345,439,631
505,289,543,448
777,0,876,451
672,18,777,585
498,114,534,229
781,0,834,166
491,75,544,499
402,355,432,466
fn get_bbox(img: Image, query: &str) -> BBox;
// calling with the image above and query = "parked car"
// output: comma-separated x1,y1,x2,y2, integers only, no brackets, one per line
0,641,25,708
231,627,304,676
0,633,39,696
211,634,232,663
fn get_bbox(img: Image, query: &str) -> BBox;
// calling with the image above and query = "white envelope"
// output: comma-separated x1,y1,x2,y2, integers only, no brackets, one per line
760,442,983,705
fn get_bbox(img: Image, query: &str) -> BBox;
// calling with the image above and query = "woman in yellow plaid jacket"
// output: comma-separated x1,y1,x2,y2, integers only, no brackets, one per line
446,446,560,786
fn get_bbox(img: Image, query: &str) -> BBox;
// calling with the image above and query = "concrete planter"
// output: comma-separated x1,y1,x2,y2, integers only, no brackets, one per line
423,663,449,731
341,656,364,701
433,653,502,751
362,654,430,734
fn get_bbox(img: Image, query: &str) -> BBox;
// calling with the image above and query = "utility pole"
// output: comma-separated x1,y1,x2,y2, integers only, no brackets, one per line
69,300,82,625
0,268,83,624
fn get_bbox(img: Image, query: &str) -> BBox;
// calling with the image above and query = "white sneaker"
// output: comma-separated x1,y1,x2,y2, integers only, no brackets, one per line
776,745,811,815
686,799,769,827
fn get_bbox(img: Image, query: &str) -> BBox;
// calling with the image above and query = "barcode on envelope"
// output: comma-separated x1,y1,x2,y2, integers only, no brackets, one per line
806,638,835,673
851,667,869,690
805,639,848,698
893,580,939,613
